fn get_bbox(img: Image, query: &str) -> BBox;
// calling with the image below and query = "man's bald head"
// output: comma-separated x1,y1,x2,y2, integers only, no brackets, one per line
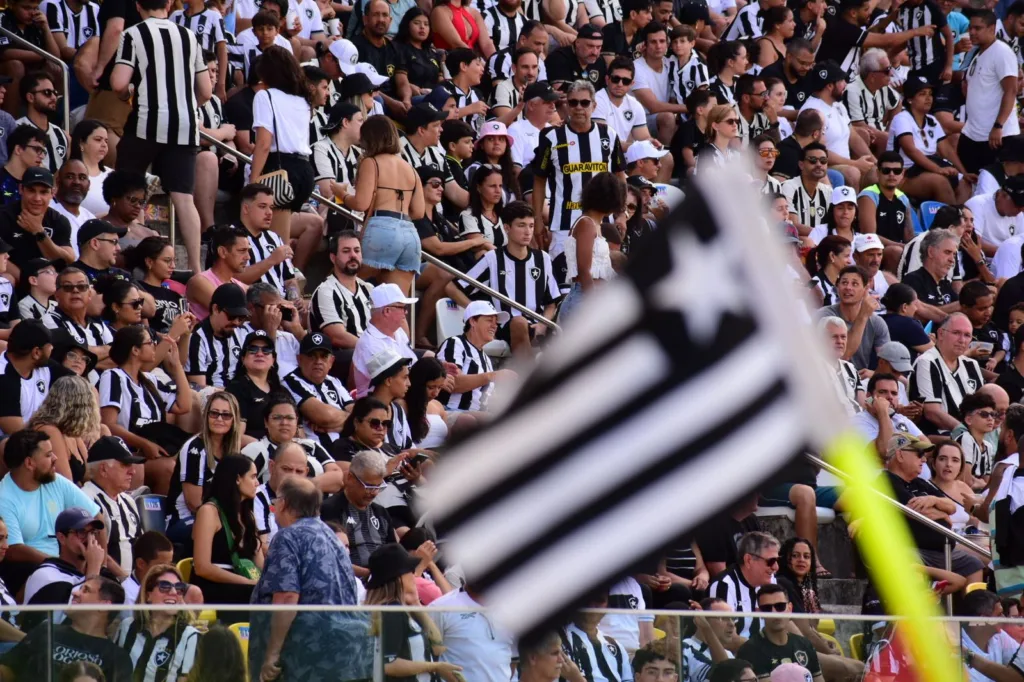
978,384,1010,412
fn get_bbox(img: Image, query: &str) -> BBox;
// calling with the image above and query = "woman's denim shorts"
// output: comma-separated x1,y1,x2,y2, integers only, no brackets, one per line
361,215,422,272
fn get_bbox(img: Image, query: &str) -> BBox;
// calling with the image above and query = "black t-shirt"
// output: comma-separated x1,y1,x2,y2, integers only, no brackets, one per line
872,191,910,244
1,622,134,682
395,41,442,90
601,22,643,61
902,267,955,307
545,46,606,88
0,168,20,206
996,272,1024,331
816,17,867,76
351,34,405,84
226,373,275,440
883,470,950,551
223,86,257,135
671,117,706,174
736,630,822,679
881,313,931,362
330,437,395,463
0,11,46,51
381,612,427,682
136,280,187,335
760,60,812,110
998,365,1024,404
0,204,73,270
71,260,131,285
96,0,142,91
694,513,762,566
415,210,475,272
773,136,803,180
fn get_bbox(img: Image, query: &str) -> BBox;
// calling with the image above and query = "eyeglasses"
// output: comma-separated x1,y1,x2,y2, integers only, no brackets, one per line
32,89,57,97
25,145,46,155
722,118,740,125
425,179,443,188
758,148,780,158
209,410,233,421
609,75,633,85
227,314,250,323
567,98,592,108
269,413,297,422
751,90,767,98
975,410,998,419
366,418,393,430
245,345,274,355
757,602,789,612
351,471,388,492
753,554,779,567
59,283,90,293
124,195,147,207
626,203,638,212
95,237,119,246
65,350,87,364
121,298,144,309
879,166,904,175
70,528,101,539
153,580,188,596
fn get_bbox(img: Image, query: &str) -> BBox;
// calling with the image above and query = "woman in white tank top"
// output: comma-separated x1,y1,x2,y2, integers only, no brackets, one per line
560,172,625,322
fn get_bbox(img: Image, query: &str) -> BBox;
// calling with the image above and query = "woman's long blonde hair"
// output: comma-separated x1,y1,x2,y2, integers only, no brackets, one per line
706,104,736,146
135,563,193,628
202,391,243,457
365,578,405,637
27,375,100,438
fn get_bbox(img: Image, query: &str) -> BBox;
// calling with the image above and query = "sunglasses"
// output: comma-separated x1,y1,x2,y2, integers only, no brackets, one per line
902,449,929,459
758,148,780,158
425,179,443,188
567,98,592,108
609,75,633,85
366,418,393,430
754,554,779,567
879,166,904,175
209,410,233,421
758,602,788,612
122,298,144,309
804,157,828,165
975,410,998,419
721,118,740,125
626,203,638,212
245,345,274,355
352,471,388,492
59,283,90,293
32,89,57,97
227,314,249,323
153,580,188,596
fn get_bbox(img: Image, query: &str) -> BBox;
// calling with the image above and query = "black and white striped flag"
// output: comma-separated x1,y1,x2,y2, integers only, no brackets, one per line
422,164,847,635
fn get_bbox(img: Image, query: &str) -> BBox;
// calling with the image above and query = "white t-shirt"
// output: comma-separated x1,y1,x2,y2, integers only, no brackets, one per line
81,168,112,218
233,28,293,52
48,201,96,259
430,591,516,682
631,56,671,103
800,96,852,158
851,409,921,441
964,39,1021,142
887,110,945,168
289,0,324,39
993,234,1024,278
508,118,543,167
253,89,312,156
593,89,647,143
964,630,1019,682
966,191,1024,248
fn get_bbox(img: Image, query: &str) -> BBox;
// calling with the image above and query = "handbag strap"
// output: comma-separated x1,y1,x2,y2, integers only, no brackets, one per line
213,500,241,557
267,89,284,168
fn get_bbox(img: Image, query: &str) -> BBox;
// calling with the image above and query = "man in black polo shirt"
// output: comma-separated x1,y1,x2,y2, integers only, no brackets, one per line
0,167,74,273
902,227,959,322
350,0,408,112
760,38,815,111
546,24,606,90
736,585,823,682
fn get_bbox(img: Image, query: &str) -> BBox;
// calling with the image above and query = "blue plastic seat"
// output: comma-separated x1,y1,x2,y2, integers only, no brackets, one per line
920,201,947,231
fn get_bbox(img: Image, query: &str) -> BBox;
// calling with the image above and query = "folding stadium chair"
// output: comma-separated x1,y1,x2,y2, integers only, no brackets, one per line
435,298,465,344
176,558,193,583
819,632,844,657
920,201,946,231
850,633,865,661
137,494,168,533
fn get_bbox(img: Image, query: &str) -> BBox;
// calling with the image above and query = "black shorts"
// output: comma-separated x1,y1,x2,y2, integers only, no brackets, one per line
116,135,198,194
957,135,998,175
496,316,535,344
905,154,960,189
263,153,315,213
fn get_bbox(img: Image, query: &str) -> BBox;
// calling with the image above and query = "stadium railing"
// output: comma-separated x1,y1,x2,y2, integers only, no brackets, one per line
0,27,71,137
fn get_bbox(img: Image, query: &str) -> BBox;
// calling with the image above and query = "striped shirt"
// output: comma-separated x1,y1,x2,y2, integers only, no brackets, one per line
243,226,295,297
400,137,455,184
492,78,522,115
98,367,179,433
15,117,69,175
282,368,353,448
845,78,900,130
442,80,485,131
0,352,66,434
310,274,373,338
438,334,494,411
170,7,226,52
241,436,333,483
17,295,55,321
82,481,141,574
831,358,863,415
168,435,214,524
668,51,710,105
708,76,736,105
584,0,621,25
309,106,329,146
683,637,734,681
115,17,207,146
781,177,831,230
185,317,245,388
910,347,983,425
809,270,838,305
724,1,762,40
483,6,524,51
42,0,100,49
388,401,413,451
42,307,112,383
709,565,776,639
254,482,279,540
737,110,771,146
461,246,561,318
312,138,362,185
897,0,944,71
115,618,201,682
561,623,631,682
459,210,506,248
488,47,549,84
953,429,996,479
199,94,224,130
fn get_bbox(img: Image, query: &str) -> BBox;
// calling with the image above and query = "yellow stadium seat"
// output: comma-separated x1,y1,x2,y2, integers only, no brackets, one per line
176,558,193,583
196,609,217,626
652,628,666,641
966,582,988,593
850,633,865,661
229,622,250,674
816,619,835,636
819,633,844,657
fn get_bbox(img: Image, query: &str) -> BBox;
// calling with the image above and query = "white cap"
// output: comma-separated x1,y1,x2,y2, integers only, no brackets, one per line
625,140,670,165
355,62,389,86
854,233,883,252
370,283,418,308
329,39,360,75
464,300,511,325
831,185,857,205
367,348,412,383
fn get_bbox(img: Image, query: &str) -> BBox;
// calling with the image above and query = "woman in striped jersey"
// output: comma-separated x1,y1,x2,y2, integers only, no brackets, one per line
807,235,853,307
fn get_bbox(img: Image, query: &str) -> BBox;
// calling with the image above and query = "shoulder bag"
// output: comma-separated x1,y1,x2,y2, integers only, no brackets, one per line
214,501,261,581
254,89,296,209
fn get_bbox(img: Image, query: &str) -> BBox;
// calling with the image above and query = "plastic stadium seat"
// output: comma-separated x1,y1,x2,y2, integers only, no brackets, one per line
435,298,465,344
920,201,946,231
819,633,844,657
911,208,924,235
850,633,865,661
483,340,511,358
137,494,167,533
817,619,835,636
177,558,193,583
966,582,988,593
230,622,250,672
196,609,217,627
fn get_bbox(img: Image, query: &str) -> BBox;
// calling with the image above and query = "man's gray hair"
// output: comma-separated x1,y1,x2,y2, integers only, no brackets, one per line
85,460,105,480
350,450,386,478
277,476,322,519
737,531,780,562
860,48,888,74
818,316,847,334
566,80,596,98
246,282,278,306
921,228,957,262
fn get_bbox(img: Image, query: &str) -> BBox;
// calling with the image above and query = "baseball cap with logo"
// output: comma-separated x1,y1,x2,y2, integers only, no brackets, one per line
464,300,511,325
241,329,275,354
854,233,884,252
300,332,332,355
329,39,360,75
367,347,412,385
831,185,857,205
877,341,913,373
577,24,603,40
902,74,933,99
54,507,104,535
770,663,813,682
809,60,847,92
370,283,418,308
1002,174,1024,208
886,433,935,459
627,175,658,192
21,167,53,188
625,140,670,165
524,82,560,102
89,435,145,465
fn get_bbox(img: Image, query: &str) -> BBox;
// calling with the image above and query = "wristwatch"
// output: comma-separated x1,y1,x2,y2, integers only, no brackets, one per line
993,121,1004,129
964,650,975,667
34,231,46,242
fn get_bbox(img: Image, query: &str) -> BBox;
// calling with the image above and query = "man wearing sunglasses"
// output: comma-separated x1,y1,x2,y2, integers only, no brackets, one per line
42,267,112,382
736,585,823,682
708,531,781,652
14,72,68,175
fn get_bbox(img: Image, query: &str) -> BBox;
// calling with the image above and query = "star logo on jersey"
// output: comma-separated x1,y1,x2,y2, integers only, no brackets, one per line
797,91,806,102
896,421,909,432
154,651,172,667
306,7,314,17
370,515,380,529
601,137,610,152
816,205,826,219
83,26,94,38
43,227,53,239
530,267,541,280
607,642,619,658
36,380,45,394
796,651,809,667
896,211,905,224
818,69,828,79
624,110,633,121
588,70,599,83
968,379,978,392
326,389,339,404
0,294,7,306
232,346,241,358
627,596,639,608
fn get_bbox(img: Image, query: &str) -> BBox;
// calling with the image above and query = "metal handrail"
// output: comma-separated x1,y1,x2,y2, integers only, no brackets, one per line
199,131,560,331
808,453,991,559
0,27,71,134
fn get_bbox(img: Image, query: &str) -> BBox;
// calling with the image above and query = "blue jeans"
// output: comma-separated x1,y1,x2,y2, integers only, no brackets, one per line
559,282,585,323
361,215,422,272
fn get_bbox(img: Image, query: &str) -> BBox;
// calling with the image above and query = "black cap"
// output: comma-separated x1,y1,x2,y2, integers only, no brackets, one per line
77,218,127,245
999,134,1024,163
627,175,657,192
322,101,362,134
241,329,275,353
21,257,57,280
809,60,847,91
406,103,449,133
524,81,560,102
54,507,104,535
577,23,603,40
1002,174,1024,208
339,72,376,99
902,74,933,99
21,167,53,188
8,319,51,354
50,328,98,375
89,435,145,465
678,1,710,24
210,282,249,318
0,237,12,255
366,544,422,589
417,165,446,184
300,331,332,355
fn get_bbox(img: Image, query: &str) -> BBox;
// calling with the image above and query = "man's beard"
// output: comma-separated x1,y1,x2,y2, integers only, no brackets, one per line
342,260,361,276
35,469,56,484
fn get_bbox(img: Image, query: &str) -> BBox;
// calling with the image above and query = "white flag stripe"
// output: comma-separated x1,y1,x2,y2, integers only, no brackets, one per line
423,334,670,520
444,333,790,579
478,397,807,634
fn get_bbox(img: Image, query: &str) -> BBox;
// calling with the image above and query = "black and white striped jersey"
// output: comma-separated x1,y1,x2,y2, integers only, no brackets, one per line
668,51,710,105
897,0,945,71
781,177,831,230
170,7,227,52
310,274,374,338
185,317,245,388
483,6,524,51
254,482,279,540
438,334,494,411
312,138,362,185
461,246,561,318
830,358,862,415
709,564,776,639
42,0,100,49
167,435,215,524
910,347,983,424
561,623,631,682
997,19,1023,64
82,481,141,575
459,210,506,248
724,0,762,40
115,17,207,146
0,353,67,435
532,122,625,236
488,47,549,84
98,367,179,433
492,79,522,116
115,618,201,682
737,111,771,146
43,308,113,349
17,295,55,321
22,557,83,628
400,137,455,184
199,93,224,130
953,429,995,480
810,270,838,306
761,174,783,196
442,80,485,131
241,436,333,483
243,226,295,297
388,401,413,451
845,78,900,130
309,106,328,147
15,117,69,175
584,0,621,25
0,278,13,322
708,76,736,105
282,368,353,448
227,30,292,73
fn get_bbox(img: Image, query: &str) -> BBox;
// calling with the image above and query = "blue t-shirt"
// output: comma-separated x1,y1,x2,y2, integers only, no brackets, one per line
0,473,100,555
881,313,932,362
949,11,970,69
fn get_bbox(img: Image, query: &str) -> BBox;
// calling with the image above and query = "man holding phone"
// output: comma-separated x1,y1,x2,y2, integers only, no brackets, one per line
243,282,306,377
235,182,303,302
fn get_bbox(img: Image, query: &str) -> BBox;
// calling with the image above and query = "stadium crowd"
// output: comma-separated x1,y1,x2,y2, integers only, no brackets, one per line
0,0,1023,676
